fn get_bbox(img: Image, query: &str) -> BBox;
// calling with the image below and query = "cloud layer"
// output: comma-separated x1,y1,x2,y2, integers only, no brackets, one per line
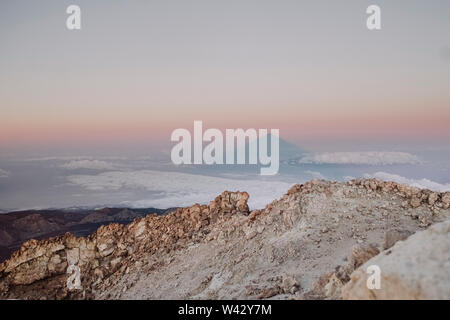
304,170,327,180
363,172,450,192
0,169,10,178
67,170,293,209
61,160,116,170
299,152,421,166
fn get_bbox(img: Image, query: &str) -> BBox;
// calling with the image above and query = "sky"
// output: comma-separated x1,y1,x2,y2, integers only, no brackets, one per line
1,0,449,151
0,1,449,210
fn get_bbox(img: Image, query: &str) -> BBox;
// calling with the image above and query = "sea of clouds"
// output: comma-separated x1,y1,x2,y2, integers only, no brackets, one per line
299,151,421,165
362,172,450,192
1,148,449,211
0,169,10,178
60,159,118,170
66,170,293,209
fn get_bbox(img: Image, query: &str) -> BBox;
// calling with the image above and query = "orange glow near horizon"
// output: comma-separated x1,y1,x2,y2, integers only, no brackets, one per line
2,101,450,147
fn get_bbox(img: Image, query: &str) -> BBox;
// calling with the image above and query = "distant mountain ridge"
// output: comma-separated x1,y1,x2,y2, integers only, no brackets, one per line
0,206,175,263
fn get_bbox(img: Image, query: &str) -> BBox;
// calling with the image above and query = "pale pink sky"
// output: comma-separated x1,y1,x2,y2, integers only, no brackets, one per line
1,1,450,150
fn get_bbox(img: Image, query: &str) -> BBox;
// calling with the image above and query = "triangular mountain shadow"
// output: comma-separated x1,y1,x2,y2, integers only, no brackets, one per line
236,133,308,163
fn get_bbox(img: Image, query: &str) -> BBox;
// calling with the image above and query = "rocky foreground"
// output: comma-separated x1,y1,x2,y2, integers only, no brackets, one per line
0,179,449,300
0,207,173,263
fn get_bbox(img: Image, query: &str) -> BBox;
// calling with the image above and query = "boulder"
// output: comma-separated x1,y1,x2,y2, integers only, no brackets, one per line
342,220,450,300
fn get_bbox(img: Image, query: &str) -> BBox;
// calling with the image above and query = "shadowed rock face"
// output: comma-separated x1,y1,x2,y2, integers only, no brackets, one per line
0,179,449,300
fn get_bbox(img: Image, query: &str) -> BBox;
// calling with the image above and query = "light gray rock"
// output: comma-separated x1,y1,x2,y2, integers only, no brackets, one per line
342,220,450,300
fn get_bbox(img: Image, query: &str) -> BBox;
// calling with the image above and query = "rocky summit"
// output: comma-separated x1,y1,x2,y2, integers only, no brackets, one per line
0,179,449,300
